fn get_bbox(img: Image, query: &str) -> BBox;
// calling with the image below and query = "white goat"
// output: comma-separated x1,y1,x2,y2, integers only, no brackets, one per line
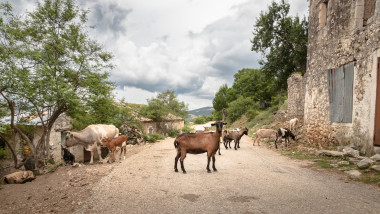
289,118,299,131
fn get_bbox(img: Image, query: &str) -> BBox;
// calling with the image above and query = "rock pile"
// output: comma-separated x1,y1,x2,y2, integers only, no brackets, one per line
317,146,380,177
119,124,146,145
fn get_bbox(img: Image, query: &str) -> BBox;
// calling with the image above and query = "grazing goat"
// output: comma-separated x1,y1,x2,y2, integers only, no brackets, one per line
253,129,277,146
289,118,299,131
274,128,295,149
174,121,227,173
62,147,75,165
223,127,249,150
101,135,127,163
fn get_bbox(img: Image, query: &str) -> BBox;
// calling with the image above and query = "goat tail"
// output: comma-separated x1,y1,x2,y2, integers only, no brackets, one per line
174,140,179,148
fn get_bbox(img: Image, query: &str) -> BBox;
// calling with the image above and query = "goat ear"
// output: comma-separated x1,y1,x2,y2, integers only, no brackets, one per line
211,123,215,126
223,122,227,125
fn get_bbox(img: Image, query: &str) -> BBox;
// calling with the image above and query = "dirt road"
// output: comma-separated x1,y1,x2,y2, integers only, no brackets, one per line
74,136,380,214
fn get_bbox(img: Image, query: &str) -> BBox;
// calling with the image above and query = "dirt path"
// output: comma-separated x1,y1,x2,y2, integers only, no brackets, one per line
74,136,380,214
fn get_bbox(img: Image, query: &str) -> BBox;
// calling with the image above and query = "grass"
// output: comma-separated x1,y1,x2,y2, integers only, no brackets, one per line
47,162,64,173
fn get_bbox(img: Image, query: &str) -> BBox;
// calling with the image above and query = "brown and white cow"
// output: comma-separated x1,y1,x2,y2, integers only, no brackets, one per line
62,124,119,164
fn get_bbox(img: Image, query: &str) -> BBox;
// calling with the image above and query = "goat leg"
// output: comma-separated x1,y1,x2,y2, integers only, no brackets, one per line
174,152,181,172
206,155,211,173
212,155,217,172
180,160,186,174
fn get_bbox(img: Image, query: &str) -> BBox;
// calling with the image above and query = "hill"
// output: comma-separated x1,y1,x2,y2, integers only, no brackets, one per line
187,106,213,121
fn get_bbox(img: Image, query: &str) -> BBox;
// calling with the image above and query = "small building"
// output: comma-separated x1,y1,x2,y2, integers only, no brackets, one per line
301,0,380,154
141,113,184,136
0,113,75,164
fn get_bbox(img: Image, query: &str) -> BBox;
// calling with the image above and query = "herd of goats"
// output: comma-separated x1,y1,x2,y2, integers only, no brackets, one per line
1,119,298,183
173,120,296,174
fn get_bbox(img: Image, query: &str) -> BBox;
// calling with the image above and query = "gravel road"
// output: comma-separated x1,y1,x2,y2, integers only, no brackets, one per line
75,136,380,214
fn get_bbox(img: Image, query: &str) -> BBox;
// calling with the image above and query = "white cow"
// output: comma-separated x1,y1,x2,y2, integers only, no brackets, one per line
62,124,119,164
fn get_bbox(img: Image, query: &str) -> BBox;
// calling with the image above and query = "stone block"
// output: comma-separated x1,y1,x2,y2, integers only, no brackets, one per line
357,158,375,169
344,170,362,178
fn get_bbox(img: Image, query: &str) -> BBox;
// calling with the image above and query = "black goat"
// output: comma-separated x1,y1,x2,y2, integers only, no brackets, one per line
274,128,295,149
62,147,75,165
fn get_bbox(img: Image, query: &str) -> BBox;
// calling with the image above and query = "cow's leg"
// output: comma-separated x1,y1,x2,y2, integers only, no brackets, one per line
174,150,181,172
254,136,258,146
96,145,103,162
89,150,94,164
212,153,217,172
206,152,212,173
180,151,187,174
110,148,116,163
122,146,126,160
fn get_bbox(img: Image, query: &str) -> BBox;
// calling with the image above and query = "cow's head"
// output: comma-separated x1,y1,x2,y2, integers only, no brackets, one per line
62,131,75,148
211,121,227,133
101,137,110,147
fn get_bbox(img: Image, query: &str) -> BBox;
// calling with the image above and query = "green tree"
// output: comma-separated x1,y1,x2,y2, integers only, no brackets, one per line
232,68,275,106
141,90,188,121
0,0,114,168
226,96,255,123
212,84,238,120
251,0,308,96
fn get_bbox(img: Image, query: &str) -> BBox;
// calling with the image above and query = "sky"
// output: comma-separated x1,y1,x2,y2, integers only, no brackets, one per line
10,0,309,110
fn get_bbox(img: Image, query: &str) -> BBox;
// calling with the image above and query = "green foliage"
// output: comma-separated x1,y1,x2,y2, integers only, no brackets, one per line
193,115,213,124
0,148,9,158
0,0,115,159
47,162,63,173
226,96,255,123
141,90,188,121
212,84,238,120
232,68,276,102
144,133,165,143
251,0,308,90
182,125,194,133
168,129,180,138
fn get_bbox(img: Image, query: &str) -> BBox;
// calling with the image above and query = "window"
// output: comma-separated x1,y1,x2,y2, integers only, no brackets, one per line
364,0,376,26
327,62,354,123
148,126,153,134
318,0,329,30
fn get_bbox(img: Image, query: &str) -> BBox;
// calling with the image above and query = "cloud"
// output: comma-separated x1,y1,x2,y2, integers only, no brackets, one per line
8,0,309,109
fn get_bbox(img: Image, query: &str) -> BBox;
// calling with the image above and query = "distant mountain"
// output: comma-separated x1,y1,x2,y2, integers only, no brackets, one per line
188,106,213,118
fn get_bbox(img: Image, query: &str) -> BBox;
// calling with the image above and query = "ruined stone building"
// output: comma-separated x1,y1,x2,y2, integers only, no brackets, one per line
300,0,380,154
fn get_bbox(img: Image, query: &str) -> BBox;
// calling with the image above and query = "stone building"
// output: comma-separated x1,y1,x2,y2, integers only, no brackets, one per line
141,113,184,136
303,0,380,154
287,73,306,118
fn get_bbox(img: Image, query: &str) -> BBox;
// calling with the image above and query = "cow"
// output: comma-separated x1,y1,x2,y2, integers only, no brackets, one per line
62,124,119,164
101,135,127,163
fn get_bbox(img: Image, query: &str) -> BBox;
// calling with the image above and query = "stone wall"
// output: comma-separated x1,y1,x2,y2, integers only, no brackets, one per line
305,0,380,154
287,73,306,118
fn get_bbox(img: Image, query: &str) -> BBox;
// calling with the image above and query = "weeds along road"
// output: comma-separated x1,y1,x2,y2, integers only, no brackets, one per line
75,136,380,214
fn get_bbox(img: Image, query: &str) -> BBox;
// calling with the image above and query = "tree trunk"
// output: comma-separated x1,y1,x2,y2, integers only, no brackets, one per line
279,89,283,108
222,108,226,122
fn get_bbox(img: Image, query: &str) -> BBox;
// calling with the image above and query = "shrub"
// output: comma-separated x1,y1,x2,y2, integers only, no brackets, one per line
0,148,8,158
168,129,180,138
182,125,194,133
144,133,165,143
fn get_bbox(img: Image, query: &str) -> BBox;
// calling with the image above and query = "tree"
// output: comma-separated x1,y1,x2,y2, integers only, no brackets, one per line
251,0,308,93
232,68,276,106
141,90,188,121
212,84,237,120
0,0,114,168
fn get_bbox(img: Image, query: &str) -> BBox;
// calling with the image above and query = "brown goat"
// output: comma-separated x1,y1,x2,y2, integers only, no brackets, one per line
101,135,127,163
174,121,227,173
223,127,249,150
253,129,277,146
